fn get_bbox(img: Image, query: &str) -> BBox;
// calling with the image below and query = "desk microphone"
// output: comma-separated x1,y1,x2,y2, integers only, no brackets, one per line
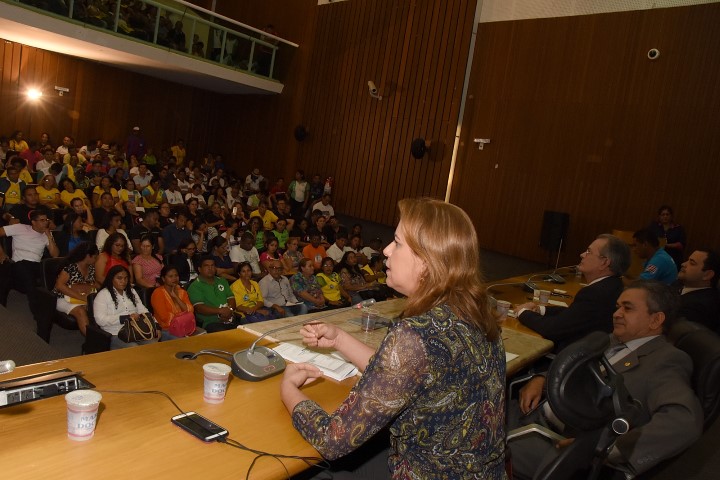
0,360,16,374
177,300,377,382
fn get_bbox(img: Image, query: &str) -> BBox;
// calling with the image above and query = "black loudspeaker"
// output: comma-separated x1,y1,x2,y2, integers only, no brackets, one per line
540,211,569,251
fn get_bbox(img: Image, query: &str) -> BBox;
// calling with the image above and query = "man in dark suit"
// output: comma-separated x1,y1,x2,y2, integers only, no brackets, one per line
512,281,704,478
516,234,630,351
677,248,720,331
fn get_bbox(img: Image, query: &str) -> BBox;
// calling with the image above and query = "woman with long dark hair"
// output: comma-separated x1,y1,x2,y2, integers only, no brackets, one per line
95,232,133,284
280,198,506,478
93,265,155,349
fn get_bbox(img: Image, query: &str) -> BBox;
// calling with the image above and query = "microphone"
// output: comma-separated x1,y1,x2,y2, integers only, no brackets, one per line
177,299,377,382
0,360,16,374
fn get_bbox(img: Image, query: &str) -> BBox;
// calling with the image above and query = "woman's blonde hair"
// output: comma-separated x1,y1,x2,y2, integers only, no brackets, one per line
398,198,498,341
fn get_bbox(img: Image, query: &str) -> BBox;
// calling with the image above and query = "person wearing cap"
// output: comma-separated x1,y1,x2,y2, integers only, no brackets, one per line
126,126,146,159
245,168,264,194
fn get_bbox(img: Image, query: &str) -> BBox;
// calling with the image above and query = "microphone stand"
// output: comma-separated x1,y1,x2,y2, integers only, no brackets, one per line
176,301,376,382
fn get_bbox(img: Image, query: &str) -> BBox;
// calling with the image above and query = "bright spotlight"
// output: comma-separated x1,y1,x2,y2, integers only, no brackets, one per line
27,88,43,100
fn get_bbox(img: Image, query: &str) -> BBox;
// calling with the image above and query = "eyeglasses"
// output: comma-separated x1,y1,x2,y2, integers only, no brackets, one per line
269,266,283,270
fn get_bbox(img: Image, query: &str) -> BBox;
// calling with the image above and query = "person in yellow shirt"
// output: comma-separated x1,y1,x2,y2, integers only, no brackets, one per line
170,139,186,165
316,257,352,307
8,131,29,152
92,176,119,207
60,178,90,208
230,262,276,323
36,174,63,209
142,178,163,209
0,166,25,211
249,202,279,231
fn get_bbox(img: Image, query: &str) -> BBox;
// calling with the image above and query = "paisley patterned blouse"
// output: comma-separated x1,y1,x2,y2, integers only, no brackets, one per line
292,304,507,479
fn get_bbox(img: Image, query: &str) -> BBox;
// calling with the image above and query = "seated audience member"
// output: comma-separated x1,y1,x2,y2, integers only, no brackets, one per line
312,193,334,218
248,216,265,252
361,237,382,260
271,218,289,249
363,254,388,284
648,205,686,270
92,192,117,229
163,180,184,206
60,178,89,208
35,149,56,178
272,198,295,231
142,178,163,209
191,217,215,254
131,237,163,289
0,166,26,211
55,212,91,256
185,183,207,209
176,169,191,195
302,232,327,272
133,163,153,189
119,178,142,205
157,202,173,228
291,258,327,311
92,176,119,207
129,210,164,253
348,234,362,254
323,216,342,245
317,257,352,307
250,202,278,231
326,235,350,264
7,186,53,226
95,232,133,285
510,281,703,478
282,237,303,275
53,242,100,336
36,174,63,209
336,250,382,304
187,256,237,333
309,214,330,247
169,238,199,285
633,228,678,285
95,213,131,253
151,266,195,340
268,177,287,208
162,210,192,255
0,210,59,340
259,236,281,273
259,260,308,317
203,202,227,232
244,167,264,194
290,217,311,247
677,249,720,331
516,234,630,352
229,231,262,276
231,262,276,323
93,265,158,350
209,235,237,282
207,186,227,209
69,197,96,230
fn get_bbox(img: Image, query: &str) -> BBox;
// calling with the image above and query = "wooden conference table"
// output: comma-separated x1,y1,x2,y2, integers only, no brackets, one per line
0,298,554,479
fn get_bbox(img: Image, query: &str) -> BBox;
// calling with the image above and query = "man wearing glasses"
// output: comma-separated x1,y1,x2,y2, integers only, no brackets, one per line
0,210,60,341
259,260,308,317
515,234,630,352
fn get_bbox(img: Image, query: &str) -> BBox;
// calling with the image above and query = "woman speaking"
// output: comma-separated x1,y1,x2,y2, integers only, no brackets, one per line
280,198,506,479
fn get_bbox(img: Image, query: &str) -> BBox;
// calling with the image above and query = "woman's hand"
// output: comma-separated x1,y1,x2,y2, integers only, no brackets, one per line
300,322,343,349
281,362,323,389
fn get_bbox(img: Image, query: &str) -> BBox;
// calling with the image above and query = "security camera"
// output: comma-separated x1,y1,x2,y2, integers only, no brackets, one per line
367,81,382,100
647,48,660,60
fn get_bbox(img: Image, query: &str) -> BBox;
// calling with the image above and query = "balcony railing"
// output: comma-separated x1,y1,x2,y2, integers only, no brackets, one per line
5,0,297,82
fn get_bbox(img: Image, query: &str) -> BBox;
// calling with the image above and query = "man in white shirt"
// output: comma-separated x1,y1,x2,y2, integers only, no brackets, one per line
0,210,60,341
327,236,351,263
229,232,261,275
163,180,184,206
133,163,153,189
259,260,308,317
312,194,335,218
245,168,264,193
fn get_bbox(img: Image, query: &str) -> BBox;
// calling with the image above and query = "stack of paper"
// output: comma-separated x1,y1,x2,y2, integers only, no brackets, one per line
272,343,359,381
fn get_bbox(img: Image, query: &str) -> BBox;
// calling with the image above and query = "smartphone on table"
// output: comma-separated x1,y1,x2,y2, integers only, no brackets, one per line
171,411,228,442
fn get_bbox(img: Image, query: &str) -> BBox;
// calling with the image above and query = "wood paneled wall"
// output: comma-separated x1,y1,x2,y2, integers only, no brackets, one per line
451,3,720,265
0,40,221,159
284,0,476,224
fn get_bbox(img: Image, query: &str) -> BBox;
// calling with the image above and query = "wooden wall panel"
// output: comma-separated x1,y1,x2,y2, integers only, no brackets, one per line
292,0,476,224
451,3,720,265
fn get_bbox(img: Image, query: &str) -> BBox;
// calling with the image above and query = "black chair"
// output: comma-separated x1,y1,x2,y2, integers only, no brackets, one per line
668,320,720,429
507,331,642,480
40,256,79,330
82,292,112,354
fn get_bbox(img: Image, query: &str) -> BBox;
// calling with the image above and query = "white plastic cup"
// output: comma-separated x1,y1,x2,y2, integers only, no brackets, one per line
65,390,102,441
539,290,551,305
496,300,511,320
361,308,378,332
203,363,232,404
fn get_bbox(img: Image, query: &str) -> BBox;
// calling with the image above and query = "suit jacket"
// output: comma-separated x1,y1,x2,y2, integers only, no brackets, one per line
679,288,720,332
518,276,624,351
608,336,703,475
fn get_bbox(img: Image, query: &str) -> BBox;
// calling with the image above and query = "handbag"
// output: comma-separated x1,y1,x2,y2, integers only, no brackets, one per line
118,313,161,343
168,311,196,337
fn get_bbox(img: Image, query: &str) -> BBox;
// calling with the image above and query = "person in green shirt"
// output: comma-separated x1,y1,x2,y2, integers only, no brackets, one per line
187,256,237,333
